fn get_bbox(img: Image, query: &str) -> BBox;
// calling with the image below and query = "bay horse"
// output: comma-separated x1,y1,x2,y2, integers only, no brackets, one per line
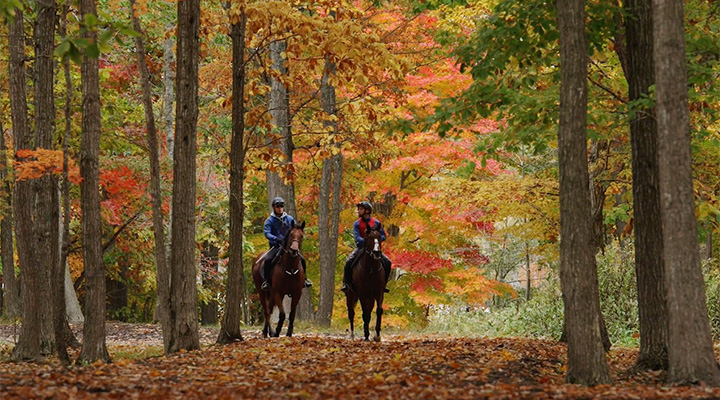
345,226,385,341
251,220,306,337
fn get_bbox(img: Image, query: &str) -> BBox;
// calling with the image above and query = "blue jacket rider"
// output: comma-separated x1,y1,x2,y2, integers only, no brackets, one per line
261,197,312,290
340,201,391,293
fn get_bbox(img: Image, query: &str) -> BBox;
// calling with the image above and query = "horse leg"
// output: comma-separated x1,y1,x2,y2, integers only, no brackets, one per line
346,292,357,340
361,298,372,341
374,296,383,342
266,296,277,337
260,293,271,338
286,291,301,337
274,294,285,338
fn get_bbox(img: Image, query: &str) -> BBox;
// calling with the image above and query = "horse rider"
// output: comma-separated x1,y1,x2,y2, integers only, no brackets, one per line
340,201,391,293
261,197,312,291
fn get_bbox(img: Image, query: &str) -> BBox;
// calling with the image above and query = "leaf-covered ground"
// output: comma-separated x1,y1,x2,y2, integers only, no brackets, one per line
1,323,720,399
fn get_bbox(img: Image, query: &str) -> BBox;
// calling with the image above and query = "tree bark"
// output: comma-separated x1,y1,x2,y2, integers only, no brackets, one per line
620,0,669,371
0,121,20,319
129,0,171,348
9,8,41,362
32,0,60,356
653,0,720,386
218,10,247,344
78,0,110,364
316,56,343,326
168,0,201,353
556,0,611,385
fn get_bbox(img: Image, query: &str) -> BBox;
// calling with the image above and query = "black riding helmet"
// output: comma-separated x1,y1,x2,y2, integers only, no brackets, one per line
272,197,285,207
356,201,372,213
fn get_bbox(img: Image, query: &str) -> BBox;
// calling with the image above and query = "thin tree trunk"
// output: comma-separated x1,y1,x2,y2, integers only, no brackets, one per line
316,55,342,326
78,0,110,364
653,0,720,386
0,120,20,318
556,0,611,385
266,39,311,318
168,0,201,353
9,7,40,362
620,0,669,371
218,10,247,344
129,0,171,349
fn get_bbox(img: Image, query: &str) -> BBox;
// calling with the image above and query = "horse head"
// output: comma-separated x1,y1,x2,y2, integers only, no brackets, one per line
285,220,305,257
364,226,382,260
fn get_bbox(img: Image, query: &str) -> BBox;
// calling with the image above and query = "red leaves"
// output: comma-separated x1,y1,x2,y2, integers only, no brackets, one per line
384,247,452,274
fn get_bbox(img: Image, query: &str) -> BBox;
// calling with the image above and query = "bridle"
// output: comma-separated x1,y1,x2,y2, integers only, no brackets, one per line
281,228,303,275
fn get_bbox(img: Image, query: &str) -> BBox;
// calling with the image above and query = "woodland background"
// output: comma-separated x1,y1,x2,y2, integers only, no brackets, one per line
0,0,720,392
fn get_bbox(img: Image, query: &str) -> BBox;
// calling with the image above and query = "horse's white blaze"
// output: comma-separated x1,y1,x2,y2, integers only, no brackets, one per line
373,239,380,252
290,240,299,251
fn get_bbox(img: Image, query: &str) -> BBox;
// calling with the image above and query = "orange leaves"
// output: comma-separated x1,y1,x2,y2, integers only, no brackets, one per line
14,149,81,183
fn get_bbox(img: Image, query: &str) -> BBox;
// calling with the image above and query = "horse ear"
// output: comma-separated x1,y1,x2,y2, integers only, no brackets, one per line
300,221,305,230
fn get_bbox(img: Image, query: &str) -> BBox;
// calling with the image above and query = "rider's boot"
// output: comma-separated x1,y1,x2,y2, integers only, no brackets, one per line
261,280,270,291
340,282,349,292
304,278,313,288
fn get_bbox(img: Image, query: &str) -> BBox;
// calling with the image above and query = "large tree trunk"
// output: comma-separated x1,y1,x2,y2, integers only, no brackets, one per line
78,0,111,364
167,0,201,353
265,39,311,319
9,8,41,362
130,0,171,347
0,120,20,318
620,0,669,371
218,10,247,344
556,0,611,385
33,0,59,356
316,57,343,326
653,0,720,386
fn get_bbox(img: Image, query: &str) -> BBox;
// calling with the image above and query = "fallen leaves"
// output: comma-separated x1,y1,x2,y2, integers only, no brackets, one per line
0,325,720,399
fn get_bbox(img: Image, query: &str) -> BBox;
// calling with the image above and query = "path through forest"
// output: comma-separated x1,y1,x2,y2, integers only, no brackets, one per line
0,323,718,399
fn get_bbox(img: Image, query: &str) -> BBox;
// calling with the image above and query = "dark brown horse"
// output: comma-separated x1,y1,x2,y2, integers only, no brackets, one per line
345,226,385,341
252,220,306,337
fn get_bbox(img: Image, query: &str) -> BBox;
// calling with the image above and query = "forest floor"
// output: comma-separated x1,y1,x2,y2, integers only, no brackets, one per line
0,322,718,399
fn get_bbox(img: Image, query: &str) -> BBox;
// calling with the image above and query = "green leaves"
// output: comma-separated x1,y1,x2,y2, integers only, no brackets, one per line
54,12,140,63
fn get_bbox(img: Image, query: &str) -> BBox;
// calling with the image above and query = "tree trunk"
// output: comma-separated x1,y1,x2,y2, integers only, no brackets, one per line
619,0,669,371
130,0,171,347
0,120,20,318
316,56,343,326
556,0,611,385
60,9,84,328
9,8,41,362
218,11,247,344
653,0,720,386
78,0,111,364
265,39,311,318
168,0,201,353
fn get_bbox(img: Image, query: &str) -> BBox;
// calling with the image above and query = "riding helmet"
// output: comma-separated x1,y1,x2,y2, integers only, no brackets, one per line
356,201,373,213
272,197,285,207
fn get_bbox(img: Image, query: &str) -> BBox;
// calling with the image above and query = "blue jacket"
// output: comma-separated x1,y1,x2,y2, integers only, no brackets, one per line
353,216,386,247
264,212,295,247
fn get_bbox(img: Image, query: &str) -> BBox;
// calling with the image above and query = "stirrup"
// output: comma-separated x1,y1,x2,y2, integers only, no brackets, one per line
384,287,390,293
340,283,349,292
261,281,270,291
304,279,313,288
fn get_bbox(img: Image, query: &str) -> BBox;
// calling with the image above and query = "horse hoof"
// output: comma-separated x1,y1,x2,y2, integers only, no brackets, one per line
373,336,381,343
